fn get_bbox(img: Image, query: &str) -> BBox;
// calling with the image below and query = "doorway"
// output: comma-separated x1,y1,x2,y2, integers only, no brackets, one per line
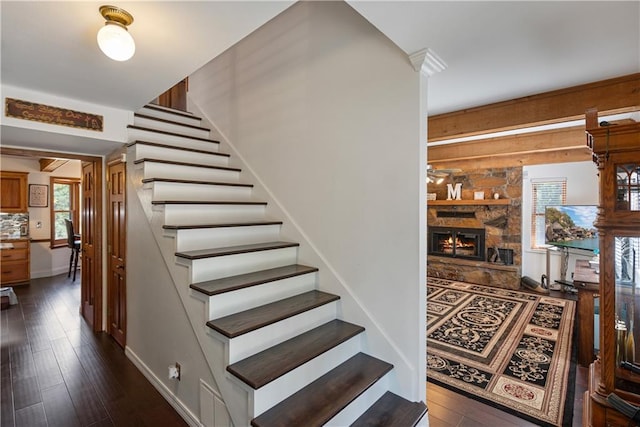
0,147,103,332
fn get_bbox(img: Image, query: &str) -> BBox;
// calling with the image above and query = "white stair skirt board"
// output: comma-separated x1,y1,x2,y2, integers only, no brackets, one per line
146,181,253,203
134,116,211,139
240,335,363,418
128,128,220,152
156,204,267,226
139,161,240,182
169,223,282,252
131,144,228,167
177,246,299,283
210,302,339,365
199,272,319,320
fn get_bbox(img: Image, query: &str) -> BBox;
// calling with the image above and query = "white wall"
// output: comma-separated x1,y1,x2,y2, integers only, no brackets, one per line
0,155,82,278
189,1,424,401
522,161,599,283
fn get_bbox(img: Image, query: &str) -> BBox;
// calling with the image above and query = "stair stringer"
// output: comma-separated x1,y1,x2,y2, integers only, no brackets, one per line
127,105,426,427
188,100,422,403
127,156,254,426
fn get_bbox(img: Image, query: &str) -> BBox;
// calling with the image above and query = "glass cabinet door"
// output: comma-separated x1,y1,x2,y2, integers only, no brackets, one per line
616,164,640,211
615,235,640,393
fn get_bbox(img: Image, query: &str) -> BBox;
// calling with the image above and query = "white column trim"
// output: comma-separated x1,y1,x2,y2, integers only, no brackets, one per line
409,48,447,77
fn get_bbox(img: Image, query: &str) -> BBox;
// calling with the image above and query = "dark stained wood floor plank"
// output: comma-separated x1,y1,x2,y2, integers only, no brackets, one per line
1,274,188,427
41,383,82,427
15,402,48,427
32,348,64,390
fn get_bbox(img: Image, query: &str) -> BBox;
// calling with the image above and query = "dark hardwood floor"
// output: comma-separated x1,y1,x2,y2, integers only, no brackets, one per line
1,273,187,427
2,273,587,427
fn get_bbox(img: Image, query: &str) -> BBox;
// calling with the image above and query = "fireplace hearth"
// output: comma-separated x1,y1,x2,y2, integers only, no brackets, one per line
428,226,485,261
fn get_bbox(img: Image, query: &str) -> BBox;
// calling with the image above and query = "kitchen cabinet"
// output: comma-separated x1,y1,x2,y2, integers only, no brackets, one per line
0,239,30,285
0,171,28,213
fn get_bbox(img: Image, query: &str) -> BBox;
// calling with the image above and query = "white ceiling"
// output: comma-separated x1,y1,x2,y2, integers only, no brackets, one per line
1,1,639,155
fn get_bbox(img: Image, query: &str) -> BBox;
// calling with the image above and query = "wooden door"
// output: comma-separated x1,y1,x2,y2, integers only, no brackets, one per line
107,161,126,347
81,160,102,330
156,78,188,111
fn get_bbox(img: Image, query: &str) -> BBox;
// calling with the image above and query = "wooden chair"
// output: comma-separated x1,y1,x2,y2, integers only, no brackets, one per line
64,219,81,281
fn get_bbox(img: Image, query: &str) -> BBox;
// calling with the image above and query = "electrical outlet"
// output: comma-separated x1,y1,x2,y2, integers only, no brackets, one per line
168,362,181,380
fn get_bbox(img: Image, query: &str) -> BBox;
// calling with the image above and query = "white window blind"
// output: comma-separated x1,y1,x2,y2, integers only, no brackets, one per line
531,179,567,249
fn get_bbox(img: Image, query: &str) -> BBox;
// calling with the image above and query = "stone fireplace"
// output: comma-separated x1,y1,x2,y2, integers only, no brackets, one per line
426,167,523,289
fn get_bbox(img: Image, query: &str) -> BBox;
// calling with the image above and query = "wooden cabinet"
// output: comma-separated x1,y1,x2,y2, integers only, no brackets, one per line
585,109,640,425
0,171,28,213
0,239,30,285
574,259,600,367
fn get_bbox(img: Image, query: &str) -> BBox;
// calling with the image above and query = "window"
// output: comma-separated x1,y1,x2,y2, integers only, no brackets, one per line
531,179,567,249
50,177,81,248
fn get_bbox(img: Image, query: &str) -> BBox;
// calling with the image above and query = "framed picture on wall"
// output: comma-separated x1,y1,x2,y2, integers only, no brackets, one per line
29,184,48,207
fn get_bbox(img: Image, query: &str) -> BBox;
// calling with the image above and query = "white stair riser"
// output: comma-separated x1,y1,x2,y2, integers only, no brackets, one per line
139,162,240,182
204,273,318,320
128,128,220,152
178,246,299,283
158,204,266,226
132,144,228,167
249,336,363,417
138,107,203,127
170,224,282,252
325,373,390,427
134,116,210,139
147,181,253,202
220,302,339,364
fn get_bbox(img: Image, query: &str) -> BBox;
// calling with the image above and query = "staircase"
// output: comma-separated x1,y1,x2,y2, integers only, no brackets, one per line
127,104,427,427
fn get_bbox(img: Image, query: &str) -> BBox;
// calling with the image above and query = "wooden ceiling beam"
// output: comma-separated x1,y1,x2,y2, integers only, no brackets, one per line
429,149,592,170
39,158,69,172
428,125,586,163
428,73,640,142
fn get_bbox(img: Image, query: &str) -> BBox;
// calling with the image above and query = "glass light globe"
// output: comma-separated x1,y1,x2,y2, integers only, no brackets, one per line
97,23,135,61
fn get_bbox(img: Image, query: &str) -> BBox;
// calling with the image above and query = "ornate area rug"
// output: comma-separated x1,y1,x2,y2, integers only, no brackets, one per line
426,277,576,427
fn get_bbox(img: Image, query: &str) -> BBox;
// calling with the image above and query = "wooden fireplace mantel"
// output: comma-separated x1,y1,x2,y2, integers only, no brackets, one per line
428,199,511,206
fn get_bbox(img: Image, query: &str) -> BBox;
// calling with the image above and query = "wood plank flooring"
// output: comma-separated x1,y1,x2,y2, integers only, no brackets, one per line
2,273,586,426
1,274,187,427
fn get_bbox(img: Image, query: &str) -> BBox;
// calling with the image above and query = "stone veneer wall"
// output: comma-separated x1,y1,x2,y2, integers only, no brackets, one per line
427,167,523,289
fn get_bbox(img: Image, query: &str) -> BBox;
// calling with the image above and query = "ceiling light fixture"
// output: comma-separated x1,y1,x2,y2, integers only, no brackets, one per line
97,5,135,61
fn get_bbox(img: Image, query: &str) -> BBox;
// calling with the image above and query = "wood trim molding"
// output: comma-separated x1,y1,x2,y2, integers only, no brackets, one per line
428,73,640,142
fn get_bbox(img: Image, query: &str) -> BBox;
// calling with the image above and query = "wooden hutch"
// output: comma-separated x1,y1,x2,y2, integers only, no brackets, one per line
585,109,640,426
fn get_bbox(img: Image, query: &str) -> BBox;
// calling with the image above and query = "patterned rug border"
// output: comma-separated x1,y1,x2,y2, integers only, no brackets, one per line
426,277,577,427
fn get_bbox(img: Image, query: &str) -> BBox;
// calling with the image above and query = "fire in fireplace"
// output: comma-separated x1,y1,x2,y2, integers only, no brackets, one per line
428,227,485,261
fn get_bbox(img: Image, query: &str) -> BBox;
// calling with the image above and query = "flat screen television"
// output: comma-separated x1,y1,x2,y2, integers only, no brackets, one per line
545,205,599,251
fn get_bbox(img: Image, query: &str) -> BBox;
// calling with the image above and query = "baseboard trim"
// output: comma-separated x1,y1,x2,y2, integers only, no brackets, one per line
125,346,202,427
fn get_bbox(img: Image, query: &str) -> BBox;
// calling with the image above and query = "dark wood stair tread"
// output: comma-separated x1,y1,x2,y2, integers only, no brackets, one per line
141,178,253,188
164,221,282,230
350,391,427,427
177,241,299,260
134,113,211,132
127,125,219,143
251,353,393,427
207,290,339,338
133,158,240,172
228,319,364,389
127,140,229,157
190,264,317,296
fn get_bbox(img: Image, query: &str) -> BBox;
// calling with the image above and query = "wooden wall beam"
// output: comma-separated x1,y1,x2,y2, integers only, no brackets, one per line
428,73,640,142
427,125,593,169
